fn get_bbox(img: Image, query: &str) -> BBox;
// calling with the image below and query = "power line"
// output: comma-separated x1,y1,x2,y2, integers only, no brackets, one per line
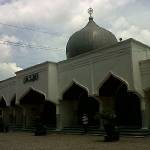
0,39,64,51
0,22,58,35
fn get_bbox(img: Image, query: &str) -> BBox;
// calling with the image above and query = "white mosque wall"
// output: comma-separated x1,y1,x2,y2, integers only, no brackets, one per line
15,62,49,104
0,39,149,107
58,39,134,99
91,42,133,94
131,39,150,95
0,77,16,106
58,40,135,128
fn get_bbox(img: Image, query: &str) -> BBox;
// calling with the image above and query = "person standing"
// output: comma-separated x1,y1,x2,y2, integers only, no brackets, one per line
102,112,119,142
82,114,88,134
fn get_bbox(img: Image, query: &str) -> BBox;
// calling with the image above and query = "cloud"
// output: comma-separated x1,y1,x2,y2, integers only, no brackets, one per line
0,0,137,29
0,35,18,62
0,35,22,80
111,17,150,45
0,63,22,80
112,17,130,30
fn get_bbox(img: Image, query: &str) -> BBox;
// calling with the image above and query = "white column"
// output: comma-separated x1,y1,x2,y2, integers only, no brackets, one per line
141,97,149,129
56,104,61,130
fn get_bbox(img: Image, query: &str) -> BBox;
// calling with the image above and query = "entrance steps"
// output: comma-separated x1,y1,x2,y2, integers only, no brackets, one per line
62,126,104,135
8,124,23,131
119,128,150,136
62,126,150,136
9,124,34,132
9,124,57,132
8,124,150,136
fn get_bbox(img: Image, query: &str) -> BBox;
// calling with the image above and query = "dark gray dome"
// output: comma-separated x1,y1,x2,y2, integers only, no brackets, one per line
66,17,118,58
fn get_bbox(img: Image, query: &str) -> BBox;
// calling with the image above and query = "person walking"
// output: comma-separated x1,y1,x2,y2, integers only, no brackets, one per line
82,114,88,134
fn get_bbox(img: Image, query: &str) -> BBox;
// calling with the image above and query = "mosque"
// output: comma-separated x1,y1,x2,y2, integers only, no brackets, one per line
0,8,150,131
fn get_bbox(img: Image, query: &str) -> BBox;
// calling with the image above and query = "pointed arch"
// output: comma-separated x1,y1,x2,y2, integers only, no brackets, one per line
18,87,46,128
98,72,128,97
98,72,142,128
0,96,7,108
20,87,45,105
62,80,89,100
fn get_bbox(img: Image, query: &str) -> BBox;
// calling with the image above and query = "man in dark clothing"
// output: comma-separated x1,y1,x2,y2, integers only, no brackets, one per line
102,113,119,142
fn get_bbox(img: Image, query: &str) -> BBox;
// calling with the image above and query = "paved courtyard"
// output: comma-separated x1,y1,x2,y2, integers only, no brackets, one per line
0,132,150,150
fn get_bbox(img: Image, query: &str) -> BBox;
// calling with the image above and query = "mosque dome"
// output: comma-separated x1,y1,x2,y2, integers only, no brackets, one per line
66,9,118,59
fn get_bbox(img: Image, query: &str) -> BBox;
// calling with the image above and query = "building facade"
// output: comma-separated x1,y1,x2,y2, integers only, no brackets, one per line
1,12,150,130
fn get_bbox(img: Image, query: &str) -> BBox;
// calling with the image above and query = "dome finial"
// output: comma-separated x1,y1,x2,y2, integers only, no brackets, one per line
88,7,93,20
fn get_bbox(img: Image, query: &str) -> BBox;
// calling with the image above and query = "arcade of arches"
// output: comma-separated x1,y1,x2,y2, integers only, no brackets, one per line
0,74,143,130
61,74,142,129
0,89,56,129
99,74,142,129
19,88,56,128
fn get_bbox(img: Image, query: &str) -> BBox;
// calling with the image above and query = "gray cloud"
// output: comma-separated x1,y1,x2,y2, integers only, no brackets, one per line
0,0,12,5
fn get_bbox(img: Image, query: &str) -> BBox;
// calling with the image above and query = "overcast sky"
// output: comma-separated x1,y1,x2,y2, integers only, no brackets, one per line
0,0,150,80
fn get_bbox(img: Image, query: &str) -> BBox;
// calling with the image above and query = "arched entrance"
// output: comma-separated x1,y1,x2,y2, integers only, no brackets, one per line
99,73,142,129
20,88,45,128
0,97,6,121
78,96,100,126
0,97,9,131
0,97,6,107
116,88,142,128
62,82,100,127
10,95,23,127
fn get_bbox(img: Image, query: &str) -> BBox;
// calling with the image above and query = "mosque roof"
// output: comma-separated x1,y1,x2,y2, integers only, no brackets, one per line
66,8,118,58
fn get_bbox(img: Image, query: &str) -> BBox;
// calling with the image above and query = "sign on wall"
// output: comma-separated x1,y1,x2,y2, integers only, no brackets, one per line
23,73,39,83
